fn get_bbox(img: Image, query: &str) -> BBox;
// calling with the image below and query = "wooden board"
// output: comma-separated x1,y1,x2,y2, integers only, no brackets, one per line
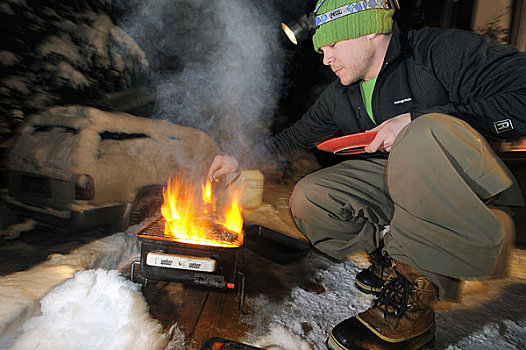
141,246,314,350
143,280,252,349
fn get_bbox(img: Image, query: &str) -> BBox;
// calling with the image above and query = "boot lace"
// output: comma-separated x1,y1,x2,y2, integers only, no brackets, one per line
372,269,412,325
369,248,393,276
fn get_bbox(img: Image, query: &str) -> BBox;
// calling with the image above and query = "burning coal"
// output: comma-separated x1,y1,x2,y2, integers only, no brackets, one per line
160,175,244,248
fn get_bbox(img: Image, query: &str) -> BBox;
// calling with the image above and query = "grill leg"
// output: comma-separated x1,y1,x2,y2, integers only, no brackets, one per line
237,271,247,314
131,260,141,283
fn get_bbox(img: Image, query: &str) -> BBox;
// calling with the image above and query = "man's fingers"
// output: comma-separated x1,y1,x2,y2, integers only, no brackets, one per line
207,158,222,180
363,114,411,153
207,155,239,181
365,132,383,153
212,167,228,180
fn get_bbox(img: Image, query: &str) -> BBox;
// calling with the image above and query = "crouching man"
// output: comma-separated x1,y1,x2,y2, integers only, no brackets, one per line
208,0,526,348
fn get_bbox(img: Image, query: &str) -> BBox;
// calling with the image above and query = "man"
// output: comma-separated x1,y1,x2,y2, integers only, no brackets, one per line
208,0,526,349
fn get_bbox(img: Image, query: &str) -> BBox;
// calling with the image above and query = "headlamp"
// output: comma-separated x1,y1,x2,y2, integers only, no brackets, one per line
281,0,399,45
281,14,316,45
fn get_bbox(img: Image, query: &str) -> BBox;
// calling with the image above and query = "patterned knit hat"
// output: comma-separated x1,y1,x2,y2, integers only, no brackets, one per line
312,0,395,52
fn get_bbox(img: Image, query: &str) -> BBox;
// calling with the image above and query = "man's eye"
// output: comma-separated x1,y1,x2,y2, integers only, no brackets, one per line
329,43,336,48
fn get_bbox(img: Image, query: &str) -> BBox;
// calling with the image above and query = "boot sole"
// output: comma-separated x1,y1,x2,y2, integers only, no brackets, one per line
355,279,382,295
356,312,435,343
327,321,436,350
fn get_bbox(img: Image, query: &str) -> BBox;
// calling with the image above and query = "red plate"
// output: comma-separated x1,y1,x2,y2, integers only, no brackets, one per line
317,131,378,155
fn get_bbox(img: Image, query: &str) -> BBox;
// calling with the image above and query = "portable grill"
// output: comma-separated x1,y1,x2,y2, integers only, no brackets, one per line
131,209,312,315
132,214,246,296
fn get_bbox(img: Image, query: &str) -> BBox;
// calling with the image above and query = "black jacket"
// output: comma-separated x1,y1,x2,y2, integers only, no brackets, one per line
263,23,526,158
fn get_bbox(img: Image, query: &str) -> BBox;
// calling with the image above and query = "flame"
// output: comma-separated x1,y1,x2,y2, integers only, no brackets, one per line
202,180,212,203
217,192,243,234
201,179,215,213
161,174,243,247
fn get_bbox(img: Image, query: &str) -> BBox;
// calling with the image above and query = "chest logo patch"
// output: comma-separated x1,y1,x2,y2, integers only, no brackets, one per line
494,119,513,133
393,97,412,105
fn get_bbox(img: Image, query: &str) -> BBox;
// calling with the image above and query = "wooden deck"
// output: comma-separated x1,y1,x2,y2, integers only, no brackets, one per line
143,280,250,349
140,242,313,350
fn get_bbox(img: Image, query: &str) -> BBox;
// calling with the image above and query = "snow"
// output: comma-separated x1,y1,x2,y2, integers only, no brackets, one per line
1,151,525,349
239,248,526,350
9,269,167,350
242,253,374,349
0,2,15,16
0,2,149,117
1,77,30,95
5,0,27,6
37,34,84,67
6,106,218,212
56,62,91,88
0,51,19,66
1,218,525,350
0,222,142,349
250,324,313,350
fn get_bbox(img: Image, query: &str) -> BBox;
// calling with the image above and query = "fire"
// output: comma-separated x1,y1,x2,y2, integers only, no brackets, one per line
201,179,215,212
217,192,243,233
161,175,243,247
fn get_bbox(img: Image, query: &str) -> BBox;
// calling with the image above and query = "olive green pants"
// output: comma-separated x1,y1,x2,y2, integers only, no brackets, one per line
289,114,523,300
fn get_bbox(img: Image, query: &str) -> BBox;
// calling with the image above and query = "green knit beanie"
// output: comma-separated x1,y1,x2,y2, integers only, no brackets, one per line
312,0,394,52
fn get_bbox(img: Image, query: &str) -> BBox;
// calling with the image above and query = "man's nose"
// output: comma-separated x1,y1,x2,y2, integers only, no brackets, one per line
322,52,333,66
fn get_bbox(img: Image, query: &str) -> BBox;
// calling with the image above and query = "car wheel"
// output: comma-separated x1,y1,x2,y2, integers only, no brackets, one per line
129,190,163,226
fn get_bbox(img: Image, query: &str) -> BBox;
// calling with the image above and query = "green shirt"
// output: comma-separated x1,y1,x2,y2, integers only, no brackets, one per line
360,76,377,125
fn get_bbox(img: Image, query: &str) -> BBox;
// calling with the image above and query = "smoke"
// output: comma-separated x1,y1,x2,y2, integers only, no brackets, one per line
118,0,289,156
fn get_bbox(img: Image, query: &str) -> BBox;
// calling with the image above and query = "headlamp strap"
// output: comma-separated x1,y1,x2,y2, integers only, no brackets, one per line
314,0,327,14
315,0,396,28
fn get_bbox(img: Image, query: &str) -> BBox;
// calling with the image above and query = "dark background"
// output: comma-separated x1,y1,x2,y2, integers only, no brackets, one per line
1,0,522,139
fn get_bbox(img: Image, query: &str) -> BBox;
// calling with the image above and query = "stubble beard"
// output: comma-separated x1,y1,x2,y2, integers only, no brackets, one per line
339,45,374,86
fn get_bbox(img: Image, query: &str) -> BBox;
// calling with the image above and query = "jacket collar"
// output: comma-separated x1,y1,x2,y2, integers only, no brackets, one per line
383,21,405,67
335,21,406,91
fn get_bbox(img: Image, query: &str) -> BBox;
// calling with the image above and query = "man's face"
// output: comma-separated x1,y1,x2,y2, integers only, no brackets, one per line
320,36,375,85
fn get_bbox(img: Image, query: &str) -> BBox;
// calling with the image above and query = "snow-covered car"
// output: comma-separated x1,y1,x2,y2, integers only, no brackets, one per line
3,105,219,233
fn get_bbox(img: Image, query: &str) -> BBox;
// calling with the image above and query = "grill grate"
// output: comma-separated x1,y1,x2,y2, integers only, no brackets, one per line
136,216,167,240
137,215,243,247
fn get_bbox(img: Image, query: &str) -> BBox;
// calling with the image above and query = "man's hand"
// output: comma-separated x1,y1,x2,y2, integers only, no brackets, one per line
207,155,239,181
365,113,411,153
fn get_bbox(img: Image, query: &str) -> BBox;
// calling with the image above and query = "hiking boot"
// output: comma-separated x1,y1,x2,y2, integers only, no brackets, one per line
355,248,393,295
329,261,438,350
327,318,435,350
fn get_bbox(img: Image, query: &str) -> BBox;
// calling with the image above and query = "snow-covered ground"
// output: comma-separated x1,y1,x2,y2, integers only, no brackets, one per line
243,249,526,350
0,216,525,350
